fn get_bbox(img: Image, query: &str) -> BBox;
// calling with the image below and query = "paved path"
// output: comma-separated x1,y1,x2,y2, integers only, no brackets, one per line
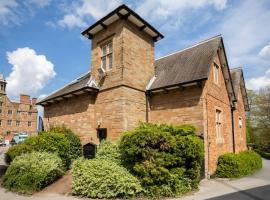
0,149,269,200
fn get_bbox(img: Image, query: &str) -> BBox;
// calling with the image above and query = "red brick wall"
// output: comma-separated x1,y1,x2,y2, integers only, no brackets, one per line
202,54,234,174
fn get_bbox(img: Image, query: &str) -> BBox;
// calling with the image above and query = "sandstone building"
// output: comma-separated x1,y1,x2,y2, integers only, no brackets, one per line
38,5,249,175
0,74,38,138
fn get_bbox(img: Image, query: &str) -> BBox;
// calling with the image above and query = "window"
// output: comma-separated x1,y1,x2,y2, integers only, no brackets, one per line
8,110,12,115
215,109,223,143
6,131,10,136
0,120,1,126
101,42,113,71
7,120,12,126
239,117,243,140
213,63,219,84
17,110,20,114
0,109,2,114
16,121,20,126
0,101,2,106
28,121,32,127
28,112,32,116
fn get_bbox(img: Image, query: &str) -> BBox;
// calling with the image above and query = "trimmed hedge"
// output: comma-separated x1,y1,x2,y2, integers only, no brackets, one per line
72,159,142,198
4,143,32,164
119,123,204,197
96,140,121,164
48,126,82,161
216,151,262,178
2,152,64,194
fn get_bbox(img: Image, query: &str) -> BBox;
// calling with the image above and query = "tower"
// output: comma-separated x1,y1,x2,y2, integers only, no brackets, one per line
0,74,7,95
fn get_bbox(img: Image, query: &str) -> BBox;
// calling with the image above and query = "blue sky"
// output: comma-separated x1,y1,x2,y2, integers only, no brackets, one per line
1,0,270,101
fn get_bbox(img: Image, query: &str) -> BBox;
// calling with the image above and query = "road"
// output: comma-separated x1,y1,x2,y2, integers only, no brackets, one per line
0,147,270,200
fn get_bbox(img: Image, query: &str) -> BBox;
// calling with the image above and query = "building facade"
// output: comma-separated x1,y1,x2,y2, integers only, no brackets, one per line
38,5,249,175
0,74,38,138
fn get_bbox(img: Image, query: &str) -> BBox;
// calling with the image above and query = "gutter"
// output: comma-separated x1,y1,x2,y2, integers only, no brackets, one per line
231,106,236,153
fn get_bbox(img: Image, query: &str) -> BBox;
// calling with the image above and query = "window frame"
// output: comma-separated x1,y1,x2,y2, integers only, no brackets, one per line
7,120,12,126
215,109,223,144
100,41,113,71
16,120,20,126
213,63,219,85
28,121,32,127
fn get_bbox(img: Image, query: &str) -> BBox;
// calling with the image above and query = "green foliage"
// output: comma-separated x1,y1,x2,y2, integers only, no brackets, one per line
2,152,64,194
254,149,270,160
216,151,262,178
96,140,121,164
5,132,71,168
48,126,82,161
72,158,142,198
5,143,32,164
119,123,204,197
25,132,71,168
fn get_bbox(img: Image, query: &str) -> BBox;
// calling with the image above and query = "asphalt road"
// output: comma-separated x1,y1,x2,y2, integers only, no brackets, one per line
0,147,270,200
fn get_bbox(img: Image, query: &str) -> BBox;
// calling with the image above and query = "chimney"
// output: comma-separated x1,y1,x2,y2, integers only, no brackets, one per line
20,94,30,104
31,97,37,105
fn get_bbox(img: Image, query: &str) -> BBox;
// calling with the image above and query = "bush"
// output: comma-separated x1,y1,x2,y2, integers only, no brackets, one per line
254,149,270,160
72,159,142,198
5,143,32,164
48,126,82,160
2,152,64,194
96,140,121,164
216,151,262,178
119,123,204,197
5,132,71,168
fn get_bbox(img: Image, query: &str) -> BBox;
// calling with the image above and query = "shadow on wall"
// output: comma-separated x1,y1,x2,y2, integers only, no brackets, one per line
44,94,96,118
206,184,270,200
149,86,203,111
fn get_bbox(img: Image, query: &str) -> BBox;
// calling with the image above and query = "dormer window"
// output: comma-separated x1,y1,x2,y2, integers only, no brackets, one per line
214,63,219,84
101,42,113,71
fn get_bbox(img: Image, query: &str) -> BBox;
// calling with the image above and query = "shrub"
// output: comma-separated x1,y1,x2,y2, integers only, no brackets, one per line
96,140,121,164
5,143,32,164
2,152,64,194
216,151,262,178
48,126,82,160
119,123,204,197
5,132,71,168
72,159,142,198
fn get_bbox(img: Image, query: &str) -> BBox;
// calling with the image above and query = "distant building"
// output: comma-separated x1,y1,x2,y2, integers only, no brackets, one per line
0,74,38,138
37,5,248,175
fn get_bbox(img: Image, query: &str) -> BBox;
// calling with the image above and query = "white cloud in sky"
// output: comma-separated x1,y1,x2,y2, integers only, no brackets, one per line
6,47,56,99
259,43,270,59
136,0,227,21
28,0,52,7
247,69,270,90
58,0,123,28
0,0,18,25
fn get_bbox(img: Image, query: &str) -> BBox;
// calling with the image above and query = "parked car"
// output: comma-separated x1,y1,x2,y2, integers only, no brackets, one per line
0,141,6,146
13,132,29,144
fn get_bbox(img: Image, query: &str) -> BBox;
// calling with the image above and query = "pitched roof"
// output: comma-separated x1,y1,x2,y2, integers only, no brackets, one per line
37,72,98,105
82,4,163,42
148,36,222,91
230,67,249,111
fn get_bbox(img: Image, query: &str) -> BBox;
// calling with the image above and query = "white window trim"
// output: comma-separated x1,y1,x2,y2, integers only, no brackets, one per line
100,41,113,71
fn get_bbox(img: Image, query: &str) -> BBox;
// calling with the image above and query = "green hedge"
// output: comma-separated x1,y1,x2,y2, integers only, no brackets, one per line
48,126,82,161
2,152,64,194
5,132,71,168
5,127,82,168
254,149,270,160
119,123,204,197
216,151,262,178
96,140,121,164
72,159,142,198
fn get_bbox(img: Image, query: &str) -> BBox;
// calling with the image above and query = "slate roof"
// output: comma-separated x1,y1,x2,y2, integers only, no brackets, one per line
37,72,98,105
148,36,222,91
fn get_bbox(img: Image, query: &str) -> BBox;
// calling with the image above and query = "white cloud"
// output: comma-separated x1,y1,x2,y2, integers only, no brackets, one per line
28,0,52,7
259,43,270,59
6,47,56,99
0,0,18,25
247,69,270,90
58,0,122,28
136,0,227,24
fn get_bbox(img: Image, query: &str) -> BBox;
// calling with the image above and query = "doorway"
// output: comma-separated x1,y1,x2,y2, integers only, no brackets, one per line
97,128,107,142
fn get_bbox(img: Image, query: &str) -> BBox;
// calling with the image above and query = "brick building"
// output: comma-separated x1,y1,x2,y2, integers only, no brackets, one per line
38,5,249,175
0,74,38,138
